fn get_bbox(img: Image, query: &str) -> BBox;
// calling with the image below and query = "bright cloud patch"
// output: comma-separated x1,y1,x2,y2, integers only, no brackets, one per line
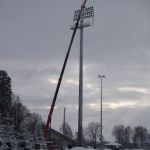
48,77,58,84
87,101,140,110
118,87,149,94
104,101,137,109
86,103,100,110
28,105,58,110
66,79,79,85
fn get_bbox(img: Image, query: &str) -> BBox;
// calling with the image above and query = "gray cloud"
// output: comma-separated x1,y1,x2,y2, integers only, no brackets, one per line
0,0,150,140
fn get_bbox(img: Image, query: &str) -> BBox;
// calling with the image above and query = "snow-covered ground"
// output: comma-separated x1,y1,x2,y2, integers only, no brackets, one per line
65,147,143,150
65,147,112,150
0,120,46,150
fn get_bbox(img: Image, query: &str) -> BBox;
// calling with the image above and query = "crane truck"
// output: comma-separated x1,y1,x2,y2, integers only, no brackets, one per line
44,1,88,150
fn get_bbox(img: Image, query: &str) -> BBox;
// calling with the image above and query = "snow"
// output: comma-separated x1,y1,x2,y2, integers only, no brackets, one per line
71,147,88,150
0,118,46,150
65,148,142,150
105,142,122,146
65,147,112,150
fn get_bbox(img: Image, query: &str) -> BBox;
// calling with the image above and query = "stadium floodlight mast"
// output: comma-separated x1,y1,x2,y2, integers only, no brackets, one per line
70,3,94,146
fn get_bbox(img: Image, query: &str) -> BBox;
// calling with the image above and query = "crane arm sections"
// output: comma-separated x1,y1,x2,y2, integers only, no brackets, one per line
45,0,88,139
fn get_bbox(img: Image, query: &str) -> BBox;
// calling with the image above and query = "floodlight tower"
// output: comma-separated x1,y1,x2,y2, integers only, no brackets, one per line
71,5,94,145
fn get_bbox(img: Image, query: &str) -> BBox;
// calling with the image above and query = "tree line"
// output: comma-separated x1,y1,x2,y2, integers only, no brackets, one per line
0,70,45,149
112,124,150,148
58,110,150,149
1,70,149,149
61,121,150,149
80,123,150,149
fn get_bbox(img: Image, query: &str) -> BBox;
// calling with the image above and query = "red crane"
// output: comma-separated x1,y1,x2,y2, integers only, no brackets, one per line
44,0,88,148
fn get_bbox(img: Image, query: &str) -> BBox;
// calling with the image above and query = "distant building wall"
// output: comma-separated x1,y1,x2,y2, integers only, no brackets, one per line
143,143,150,150
48,128,78,148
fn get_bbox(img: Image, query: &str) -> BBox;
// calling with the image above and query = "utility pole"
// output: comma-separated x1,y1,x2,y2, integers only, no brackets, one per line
71,4,94,146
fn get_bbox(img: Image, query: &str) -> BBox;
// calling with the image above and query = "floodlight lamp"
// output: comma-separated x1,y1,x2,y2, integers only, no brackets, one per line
73,6,94,21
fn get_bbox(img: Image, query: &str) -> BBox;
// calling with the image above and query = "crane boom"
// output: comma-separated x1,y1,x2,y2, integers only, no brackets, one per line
45,0,88,139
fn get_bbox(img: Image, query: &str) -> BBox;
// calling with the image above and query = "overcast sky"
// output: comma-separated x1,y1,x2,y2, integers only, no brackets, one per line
0,0,150,140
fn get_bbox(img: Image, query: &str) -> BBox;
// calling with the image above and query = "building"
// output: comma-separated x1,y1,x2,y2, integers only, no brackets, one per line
143,143,150,150
105,142,123,150
48,128,78,149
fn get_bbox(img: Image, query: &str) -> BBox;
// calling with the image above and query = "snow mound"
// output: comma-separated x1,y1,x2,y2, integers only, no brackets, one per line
66,147,111,150
71,147,87,150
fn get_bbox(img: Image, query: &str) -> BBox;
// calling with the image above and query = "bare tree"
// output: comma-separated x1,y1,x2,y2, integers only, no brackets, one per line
85,122,100,148
132,126,148,148
59,122,73,138
124,126,132,144
24,113,39,133
146,132,150,143
112,125,125,144
10,96,29,131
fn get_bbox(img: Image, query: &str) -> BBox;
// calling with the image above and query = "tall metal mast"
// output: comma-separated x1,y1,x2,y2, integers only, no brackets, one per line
78,7,84,146
71,2,94,146
45,0,89,141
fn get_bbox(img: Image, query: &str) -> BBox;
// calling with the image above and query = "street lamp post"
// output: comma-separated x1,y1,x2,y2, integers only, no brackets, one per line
98,75,105,150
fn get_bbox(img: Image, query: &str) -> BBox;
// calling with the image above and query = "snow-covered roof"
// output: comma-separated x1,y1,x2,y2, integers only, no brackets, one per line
71,147,88,150
105,142,122,146
65,147,112,150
